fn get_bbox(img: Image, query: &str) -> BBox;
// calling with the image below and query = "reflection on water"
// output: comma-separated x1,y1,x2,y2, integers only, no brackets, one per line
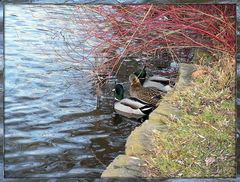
4,5,143,178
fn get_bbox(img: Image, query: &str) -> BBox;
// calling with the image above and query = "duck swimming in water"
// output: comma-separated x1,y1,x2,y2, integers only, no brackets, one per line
113,84,154,119
129,74,164,106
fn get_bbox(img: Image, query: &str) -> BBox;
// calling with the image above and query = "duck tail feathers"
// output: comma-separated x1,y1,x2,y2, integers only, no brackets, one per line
140,105,154,115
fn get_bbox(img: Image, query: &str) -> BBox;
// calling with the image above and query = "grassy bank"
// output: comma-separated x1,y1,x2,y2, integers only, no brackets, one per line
144,53,235,177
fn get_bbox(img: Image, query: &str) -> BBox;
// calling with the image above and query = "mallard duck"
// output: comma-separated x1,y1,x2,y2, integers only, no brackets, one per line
113,84,154,119
134,67,174,92
129,74,164,106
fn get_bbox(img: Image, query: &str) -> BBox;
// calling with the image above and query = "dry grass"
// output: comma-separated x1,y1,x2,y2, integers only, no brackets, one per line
143,54,235,178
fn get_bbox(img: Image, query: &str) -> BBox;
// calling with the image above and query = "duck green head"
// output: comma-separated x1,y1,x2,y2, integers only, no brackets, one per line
134,65,146,79
114,84,124,100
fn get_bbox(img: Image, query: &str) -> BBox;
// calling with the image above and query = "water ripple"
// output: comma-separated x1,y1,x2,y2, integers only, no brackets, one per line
5,5,141,178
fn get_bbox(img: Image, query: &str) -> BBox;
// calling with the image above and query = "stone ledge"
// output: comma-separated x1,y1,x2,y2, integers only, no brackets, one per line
101,155,146,178
125,120,167,156
176,63,196,88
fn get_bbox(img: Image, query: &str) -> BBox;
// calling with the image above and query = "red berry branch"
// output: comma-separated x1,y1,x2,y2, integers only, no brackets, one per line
71,4,235,76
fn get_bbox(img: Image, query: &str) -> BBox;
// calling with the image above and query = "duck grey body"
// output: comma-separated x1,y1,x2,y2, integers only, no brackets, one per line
143,75,173,92
114,98,149,119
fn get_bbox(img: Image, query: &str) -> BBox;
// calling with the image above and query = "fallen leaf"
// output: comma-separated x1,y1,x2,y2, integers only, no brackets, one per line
192,69,209,79
205,157,216,166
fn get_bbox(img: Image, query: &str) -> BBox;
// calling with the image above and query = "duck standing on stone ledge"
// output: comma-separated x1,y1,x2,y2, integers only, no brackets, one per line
143,75,174,93
129,74,164,106
134,67,175,93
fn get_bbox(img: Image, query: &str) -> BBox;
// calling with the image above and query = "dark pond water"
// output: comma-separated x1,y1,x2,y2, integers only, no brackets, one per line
3,4,180,179
4,5,149,178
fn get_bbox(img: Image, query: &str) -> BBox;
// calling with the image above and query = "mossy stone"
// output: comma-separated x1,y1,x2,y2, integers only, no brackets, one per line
192,48,217,65
101,155,146,179
176,63,196,88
